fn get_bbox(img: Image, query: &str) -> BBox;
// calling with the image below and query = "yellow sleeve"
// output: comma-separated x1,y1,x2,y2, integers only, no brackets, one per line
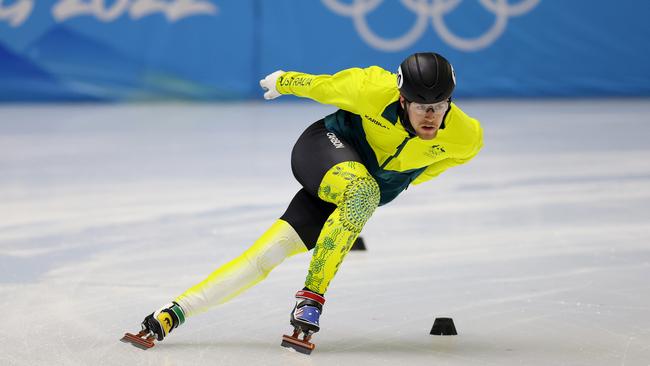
410,158,464,185
411,123,484,186
275,68,368,114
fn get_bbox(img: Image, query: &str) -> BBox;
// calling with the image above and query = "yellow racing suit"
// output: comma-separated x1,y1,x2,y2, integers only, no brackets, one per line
173,65,483,317
277,66,483,204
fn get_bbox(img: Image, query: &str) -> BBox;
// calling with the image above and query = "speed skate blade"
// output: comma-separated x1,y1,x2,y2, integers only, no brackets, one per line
281,334,315,355
121,331,156,350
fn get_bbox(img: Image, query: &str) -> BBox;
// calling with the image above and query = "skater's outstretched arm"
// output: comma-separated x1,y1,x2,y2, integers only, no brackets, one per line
261,66,390,115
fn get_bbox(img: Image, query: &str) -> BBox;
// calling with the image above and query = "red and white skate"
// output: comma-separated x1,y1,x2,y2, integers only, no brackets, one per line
281,328,316,354
120,330,156,350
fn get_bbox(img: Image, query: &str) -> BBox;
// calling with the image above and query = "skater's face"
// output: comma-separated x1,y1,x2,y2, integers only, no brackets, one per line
400,95,448,140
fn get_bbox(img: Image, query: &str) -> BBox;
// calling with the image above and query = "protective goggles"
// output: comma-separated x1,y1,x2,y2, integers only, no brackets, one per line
408,100,450,115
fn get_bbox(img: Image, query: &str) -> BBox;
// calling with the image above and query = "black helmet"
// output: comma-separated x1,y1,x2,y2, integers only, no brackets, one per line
397,52,455,103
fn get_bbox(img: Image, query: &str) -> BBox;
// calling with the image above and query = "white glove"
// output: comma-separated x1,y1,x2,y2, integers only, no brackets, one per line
259,70,285,100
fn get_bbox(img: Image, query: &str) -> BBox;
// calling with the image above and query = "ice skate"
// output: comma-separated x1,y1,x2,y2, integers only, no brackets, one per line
121,302,185,350
281,290,325,355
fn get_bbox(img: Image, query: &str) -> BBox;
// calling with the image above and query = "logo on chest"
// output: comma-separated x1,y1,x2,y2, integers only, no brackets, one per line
364,115,389,129
425,145,446,158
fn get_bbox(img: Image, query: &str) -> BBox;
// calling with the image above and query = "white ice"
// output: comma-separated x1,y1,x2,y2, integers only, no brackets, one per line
1,100,649,365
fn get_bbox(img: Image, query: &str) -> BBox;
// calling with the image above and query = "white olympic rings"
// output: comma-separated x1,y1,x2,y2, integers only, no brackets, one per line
321,0,541,51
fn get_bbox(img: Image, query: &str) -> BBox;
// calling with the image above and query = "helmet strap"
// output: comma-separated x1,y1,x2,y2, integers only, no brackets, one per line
398,100,417,136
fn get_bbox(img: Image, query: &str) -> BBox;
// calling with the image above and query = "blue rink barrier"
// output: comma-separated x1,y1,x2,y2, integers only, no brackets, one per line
1,1,649,101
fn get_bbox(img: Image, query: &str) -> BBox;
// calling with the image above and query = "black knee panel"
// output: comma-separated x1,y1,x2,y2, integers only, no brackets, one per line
280,189,336,250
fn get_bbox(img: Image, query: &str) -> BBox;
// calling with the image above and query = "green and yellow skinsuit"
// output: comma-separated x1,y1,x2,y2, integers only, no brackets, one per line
174,66,482,318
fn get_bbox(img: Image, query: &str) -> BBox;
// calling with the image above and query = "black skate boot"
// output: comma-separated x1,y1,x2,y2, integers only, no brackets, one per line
121,302,185,350
281,289,325,355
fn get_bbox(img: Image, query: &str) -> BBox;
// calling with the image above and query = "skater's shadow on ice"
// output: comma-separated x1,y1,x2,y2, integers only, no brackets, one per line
160,339,436,354
160,338,463,355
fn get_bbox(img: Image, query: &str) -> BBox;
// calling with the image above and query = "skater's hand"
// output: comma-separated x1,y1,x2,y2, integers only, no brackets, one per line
259,70,285,100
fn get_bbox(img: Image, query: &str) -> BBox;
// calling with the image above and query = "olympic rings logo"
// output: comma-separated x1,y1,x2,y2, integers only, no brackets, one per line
321,0,541,52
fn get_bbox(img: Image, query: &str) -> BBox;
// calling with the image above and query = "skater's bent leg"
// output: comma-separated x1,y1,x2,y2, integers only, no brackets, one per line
304,161,380,294
175,219,307,317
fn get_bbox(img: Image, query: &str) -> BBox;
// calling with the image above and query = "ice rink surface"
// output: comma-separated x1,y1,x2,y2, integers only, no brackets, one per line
1,99,649,365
